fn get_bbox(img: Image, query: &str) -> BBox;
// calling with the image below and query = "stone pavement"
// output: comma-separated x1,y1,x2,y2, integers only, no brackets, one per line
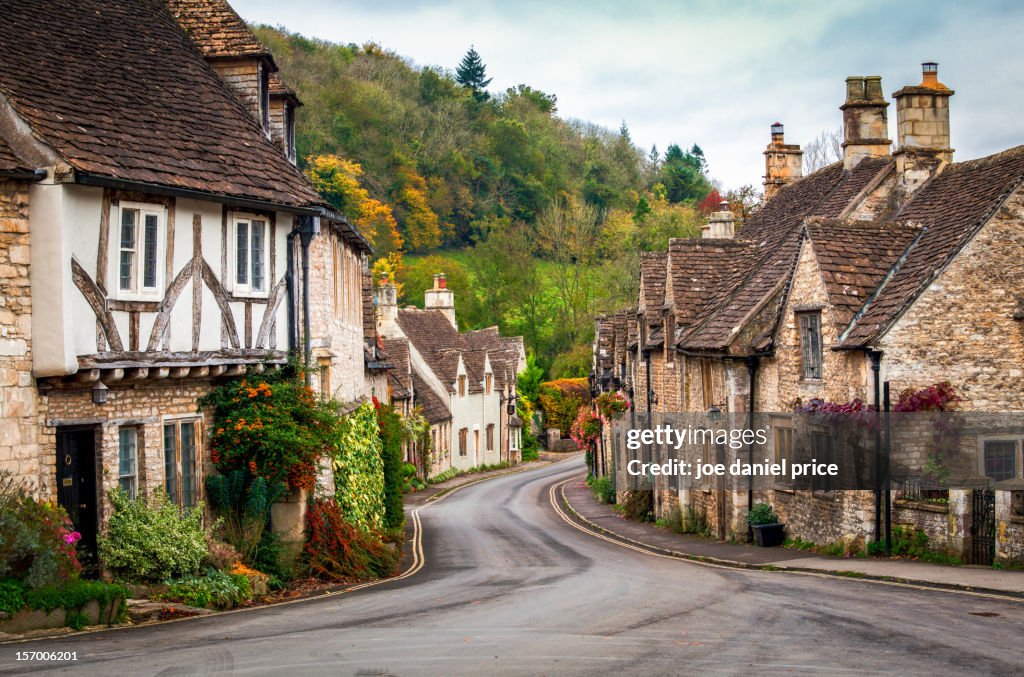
561,476,1024,595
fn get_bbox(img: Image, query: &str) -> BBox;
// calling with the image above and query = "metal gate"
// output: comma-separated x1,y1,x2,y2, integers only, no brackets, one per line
970,488,995,566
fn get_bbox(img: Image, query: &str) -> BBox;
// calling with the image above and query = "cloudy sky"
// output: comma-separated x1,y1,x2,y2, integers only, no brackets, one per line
233,0,1024,190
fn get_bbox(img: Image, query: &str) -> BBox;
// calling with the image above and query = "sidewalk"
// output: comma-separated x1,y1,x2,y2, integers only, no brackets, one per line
561,476,1024,596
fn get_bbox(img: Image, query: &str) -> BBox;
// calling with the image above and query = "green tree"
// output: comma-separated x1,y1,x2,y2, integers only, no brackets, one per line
658,143,712,204
455,46,492,100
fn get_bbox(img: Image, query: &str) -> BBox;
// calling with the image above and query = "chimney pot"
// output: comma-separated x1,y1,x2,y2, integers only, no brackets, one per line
438,273,447,290
846,76,866,102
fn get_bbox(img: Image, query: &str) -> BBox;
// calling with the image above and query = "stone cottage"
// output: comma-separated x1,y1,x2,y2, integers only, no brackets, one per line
376,274,526,476
0,0,376,562
598,63,1024,564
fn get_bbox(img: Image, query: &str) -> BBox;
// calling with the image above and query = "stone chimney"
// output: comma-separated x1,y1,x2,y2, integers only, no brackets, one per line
702,201,736,239
893,62,954,196
424,273,457,329
841,76,891,169
375,272,398,337
763,122,803,200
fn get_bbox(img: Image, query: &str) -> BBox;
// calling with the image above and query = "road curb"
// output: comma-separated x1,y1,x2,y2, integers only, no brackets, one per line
556,476,1024,602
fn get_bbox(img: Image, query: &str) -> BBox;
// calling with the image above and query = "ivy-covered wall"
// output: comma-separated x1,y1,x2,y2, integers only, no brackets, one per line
332,402,385,531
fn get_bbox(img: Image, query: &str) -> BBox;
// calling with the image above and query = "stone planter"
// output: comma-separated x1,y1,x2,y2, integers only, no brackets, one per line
751,523,786,547
0,596,125,634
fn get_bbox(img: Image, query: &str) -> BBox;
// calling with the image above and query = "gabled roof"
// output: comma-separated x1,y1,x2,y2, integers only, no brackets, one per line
666,238,752,335
168,0,274,63
639,252,668,331
841,146,1024,346
804,219,921,332
412,372,452,424
0,0,321,208
381,337,411,399
678,159,895,352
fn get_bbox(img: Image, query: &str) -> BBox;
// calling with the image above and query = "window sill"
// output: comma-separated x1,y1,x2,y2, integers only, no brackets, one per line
799,378,824,386
772,484,796,494
229,289,271,301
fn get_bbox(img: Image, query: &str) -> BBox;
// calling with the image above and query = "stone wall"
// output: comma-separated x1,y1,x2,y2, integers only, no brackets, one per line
306,228,371,404
770,489,875,547
995,488,1024,564
879,187,1024,410
893,499,955,553
0,179,39,493
40,379,217,525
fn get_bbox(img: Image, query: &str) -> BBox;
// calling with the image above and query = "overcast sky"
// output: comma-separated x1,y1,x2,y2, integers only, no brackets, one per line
233,0,1024,190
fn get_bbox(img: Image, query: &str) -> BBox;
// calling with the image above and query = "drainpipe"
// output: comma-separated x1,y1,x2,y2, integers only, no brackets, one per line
746,355,759,541
884,381,892,557
642,347,653,468
297,215,319,385
286,230,298,353
869,350,883,545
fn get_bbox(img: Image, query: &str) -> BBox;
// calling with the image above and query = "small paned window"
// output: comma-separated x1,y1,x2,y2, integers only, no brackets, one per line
798,312,823,380
984,441,1017,482
118,428,138,499
164,419,200,508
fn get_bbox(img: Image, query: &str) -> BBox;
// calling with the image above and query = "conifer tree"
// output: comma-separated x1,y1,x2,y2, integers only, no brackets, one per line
455,46,492,100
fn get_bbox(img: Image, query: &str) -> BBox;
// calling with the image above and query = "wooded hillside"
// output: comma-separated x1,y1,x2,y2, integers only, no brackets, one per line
254,25,759,375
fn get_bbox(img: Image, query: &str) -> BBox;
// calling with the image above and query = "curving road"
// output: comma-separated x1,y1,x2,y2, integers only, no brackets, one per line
3,457,1024,676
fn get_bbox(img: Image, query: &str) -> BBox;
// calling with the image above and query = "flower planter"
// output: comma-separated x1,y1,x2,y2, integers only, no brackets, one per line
752,523,786,547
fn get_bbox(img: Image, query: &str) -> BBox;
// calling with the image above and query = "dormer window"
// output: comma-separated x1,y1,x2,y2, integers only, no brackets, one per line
111,202,165,300
231,213,269,297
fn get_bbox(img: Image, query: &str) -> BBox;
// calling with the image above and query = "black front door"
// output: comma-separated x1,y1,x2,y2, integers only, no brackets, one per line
56,428,98,574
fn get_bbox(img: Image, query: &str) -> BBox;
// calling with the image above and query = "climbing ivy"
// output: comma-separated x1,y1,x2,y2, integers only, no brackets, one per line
332,402,386,531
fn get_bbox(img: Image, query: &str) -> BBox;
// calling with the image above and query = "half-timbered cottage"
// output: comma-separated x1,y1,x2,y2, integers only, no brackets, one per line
0,0,373,561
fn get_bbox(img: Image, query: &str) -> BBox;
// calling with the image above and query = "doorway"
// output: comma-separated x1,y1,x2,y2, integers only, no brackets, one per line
56,427,99,574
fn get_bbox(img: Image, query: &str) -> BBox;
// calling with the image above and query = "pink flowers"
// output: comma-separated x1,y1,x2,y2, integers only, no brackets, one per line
63,531,81,545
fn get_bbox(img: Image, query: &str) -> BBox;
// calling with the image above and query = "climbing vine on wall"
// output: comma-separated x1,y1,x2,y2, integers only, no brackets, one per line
332,402,386,532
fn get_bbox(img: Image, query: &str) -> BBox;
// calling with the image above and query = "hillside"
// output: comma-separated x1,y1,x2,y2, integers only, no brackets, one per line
253,25,738,374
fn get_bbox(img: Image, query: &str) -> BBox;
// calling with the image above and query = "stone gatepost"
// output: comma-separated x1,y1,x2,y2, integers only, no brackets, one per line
947,488,971,558
271,487,308,568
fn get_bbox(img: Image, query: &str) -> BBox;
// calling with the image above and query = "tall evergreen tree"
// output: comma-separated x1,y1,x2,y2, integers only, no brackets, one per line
455,46,492,100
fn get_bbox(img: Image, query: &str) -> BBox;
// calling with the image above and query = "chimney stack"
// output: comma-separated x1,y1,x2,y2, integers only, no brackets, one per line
763,122,803,200
841,75,891,169
424,273,457,329
375,272,399,337
893,62,954,196
702,200,736,239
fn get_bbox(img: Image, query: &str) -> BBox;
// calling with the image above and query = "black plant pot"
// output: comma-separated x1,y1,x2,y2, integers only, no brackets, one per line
752,523,785,547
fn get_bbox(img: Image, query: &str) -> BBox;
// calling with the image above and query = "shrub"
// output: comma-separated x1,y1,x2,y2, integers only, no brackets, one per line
333,402,386,532
0,579,26,615
204,538,242,571
747,503,779,526
0,473,81,588
682,506,711,537
538,378,590,436
199,363,342,491
570,406,601,453
374,401,406,531
619,490,654,522
99,489,210,582
587,475,616,504
206,470,284,563
158,569,251,610
304,499,398,581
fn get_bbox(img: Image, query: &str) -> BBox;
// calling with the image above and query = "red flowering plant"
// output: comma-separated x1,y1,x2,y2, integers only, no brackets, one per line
0,473,82,588
595,392,630,421
199,362,343,492
570,405,602,453
894,382,962,490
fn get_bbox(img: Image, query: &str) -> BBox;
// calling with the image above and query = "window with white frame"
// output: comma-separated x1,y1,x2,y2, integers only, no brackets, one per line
232,214,269,295
114,203,164,298
164,418,200,509
118,427,138,499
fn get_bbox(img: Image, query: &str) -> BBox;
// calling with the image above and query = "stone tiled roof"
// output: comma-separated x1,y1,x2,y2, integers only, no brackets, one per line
679,160,894,352
814,157,894,218
168,0,272,62
639,252,668,334
0,136,32,175
381,337,411,399
666,238,752,340
397,308,464,393
412,372,451,424
805,219,921,332
0,0,322,207
842,146,1024,346
269,72,301,105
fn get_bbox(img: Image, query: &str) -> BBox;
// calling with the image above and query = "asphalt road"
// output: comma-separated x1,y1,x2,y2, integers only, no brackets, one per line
4,457,1024,676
